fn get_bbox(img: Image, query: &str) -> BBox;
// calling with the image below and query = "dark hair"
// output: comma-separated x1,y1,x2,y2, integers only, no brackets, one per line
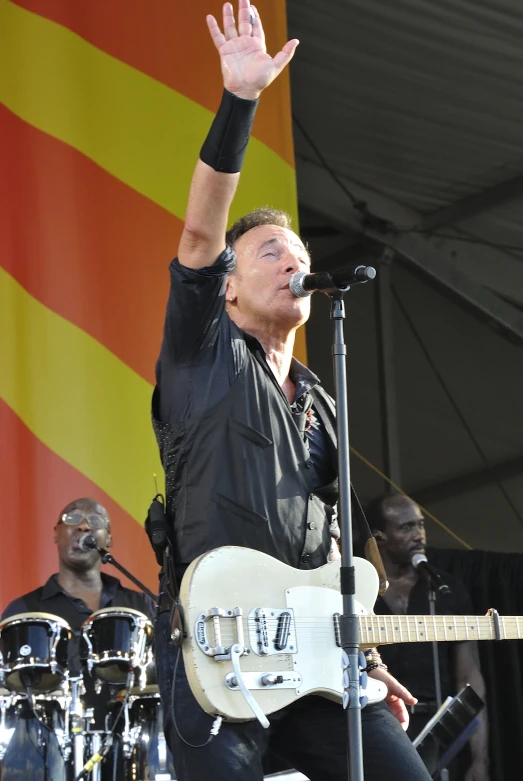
225,207,293,247
58,497,110,527
365,492,419,533
365,494,391,533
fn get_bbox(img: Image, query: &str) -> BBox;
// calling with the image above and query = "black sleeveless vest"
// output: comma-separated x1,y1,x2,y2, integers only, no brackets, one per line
152,346,338,570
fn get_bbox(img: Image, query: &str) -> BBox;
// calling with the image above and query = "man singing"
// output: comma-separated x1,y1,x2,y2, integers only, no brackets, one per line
368,492,489,781
152,2,432,779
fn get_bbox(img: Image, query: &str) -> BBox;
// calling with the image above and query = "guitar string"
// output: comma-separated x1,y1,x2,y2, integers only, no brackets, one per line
204,617,518,627
202,616,516,644
205,616,517,626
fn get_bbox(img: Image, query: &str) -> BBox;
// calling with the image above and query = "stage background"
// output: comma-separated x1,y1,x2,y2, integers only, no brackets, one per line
0,0,301,607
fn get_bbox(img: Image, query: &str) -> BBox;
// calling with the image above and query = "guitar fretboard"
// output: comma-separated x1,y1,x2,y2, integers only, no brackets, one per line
359,614,523,645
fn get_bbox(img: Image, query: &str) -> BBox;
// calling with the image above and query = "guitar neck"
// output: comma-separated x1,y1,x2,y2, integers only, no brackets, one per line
360,614,523,645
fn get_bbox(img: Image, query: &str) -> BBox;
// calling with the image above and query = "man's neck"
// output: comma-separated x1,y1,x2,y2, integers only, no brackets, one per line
381,555,419,583
57,567,103,597
263,338,295,388
230,312,296,387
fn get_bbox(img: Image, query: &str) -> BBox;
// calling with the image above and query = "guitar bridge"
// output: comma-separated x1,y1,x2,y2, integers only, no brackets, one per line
195,607,245,659
248,608,297,656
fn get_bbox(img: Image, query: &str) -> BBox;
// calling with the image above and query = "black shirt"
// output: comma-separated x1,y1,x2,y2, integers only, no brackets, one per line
2,572,155,629
374,568,474,701
155,250,336,492
152,250,340,569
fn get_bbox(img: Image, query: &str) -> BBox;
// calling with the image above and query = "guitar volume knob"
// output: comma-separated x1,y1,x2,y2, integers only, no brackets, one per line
261,674,283,686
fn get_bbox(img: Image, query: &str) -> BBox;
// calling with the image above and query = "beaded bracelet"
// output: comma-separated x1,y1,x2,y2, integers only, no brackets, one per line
365,661,388,673
363,648,388,673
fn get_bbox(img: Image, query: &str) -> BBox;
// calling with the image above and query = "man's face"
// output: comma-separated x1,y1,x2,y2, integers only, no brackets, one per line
378,500,426,566
226,224,312,330
54,511,112,573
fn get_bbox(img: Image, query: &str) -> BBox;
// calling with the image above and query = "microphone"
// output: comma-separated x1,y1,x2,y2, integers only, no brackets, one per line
78,533,99,552
411,553,451,596
289,266,377,297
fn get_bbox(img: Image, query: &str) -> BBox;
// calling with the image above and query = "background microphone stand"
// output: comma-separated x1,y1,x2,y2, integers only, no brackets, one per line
421,567,451,781
326,277,375,781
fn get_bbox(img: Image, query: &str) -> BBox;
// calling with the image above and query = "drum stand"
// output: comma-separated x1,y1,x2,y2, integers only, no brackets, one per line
120,696,140,760
70,676,86,780
0,687,72,780
29,687,73,774
0,694,17,762
88,732,104,781
156,701,172,781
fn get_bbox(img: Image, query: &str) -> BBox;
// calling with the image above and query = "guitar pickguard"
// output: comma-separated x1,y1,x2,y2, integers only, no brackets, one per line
285,586,367,697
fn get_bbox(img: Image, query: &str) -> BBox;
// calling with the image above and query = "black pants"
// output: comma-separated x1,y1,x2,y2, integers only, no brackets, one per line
155,611,432,781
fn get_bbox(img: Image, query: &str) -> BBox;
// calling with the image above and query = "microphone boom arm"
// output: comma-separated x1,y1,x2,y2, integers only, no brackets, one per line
97,545,157,603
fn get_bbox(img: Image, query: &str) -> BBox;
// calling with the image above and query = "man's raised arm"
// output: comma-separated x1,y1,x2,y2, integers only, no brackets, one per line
179,0,299,269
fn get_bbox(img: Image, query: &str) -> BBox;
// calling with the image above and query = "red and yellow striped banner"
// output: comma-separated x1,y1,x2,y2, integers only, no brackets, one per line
0,0,301,607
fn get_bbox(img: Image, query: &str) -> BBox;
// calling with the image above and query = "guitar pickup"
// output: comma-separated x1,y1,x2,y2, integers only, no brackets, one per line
275,612,292,650
248,608,297,656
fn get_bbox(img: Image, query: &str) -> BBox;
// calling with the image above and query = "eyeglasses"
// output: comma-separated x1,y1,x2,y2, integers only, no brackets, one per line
60,512,109,530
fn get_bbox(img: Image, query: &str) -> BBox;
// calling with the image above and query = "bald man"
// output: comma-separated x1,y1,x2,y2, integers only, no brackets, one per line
2,497,154,624
366,493,489,781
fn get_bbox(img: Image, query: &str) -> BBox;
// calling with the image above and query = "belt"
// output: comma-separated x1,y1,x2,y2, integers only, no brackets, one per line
408,702,438,715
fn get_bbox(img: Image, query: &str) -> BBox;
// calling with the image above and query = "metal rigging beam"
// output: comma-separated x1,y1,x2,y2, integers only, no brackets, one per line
419,173,523,231
411,455,523,506
296,158,523,343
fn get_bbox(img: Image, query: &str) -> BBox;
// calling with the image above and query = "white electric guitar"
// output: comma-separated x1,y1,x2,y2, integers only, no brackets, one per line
180,546,514,727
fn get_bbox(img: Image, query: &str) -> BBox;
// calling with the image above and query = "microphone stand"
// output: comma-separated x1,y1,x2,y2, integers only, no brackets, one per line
95,545,157,603
422,570,450,781
329,287,370,781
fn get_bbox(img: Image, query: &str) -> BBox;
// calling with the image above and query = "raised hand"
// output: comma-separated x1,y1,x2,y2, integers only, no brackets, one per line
206,0,299,100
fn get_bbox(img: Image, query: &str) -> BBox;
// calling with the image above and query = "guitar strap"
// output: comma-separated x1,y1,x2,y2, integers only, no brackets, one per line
310,386,388,595
145,494,185,644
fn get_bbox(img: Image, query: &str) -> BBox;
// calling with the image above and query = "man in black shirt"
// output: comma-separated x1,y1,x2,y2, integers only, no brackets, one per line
368,492,489,781
3,498,154,626
1,497,156,780
152,2,431,780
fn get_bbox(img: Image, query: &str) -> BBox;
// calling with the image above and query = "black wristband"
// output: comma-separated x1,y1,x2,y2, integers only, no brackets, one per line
200,89,259,173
